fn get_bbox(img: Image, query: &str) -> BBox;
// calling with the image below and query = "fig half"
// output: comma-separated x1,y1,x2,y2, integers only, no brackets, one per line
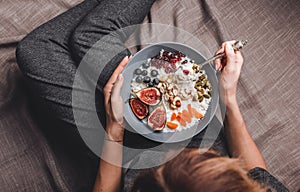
136,87,161,106
148,105,166,131
129,98,149,120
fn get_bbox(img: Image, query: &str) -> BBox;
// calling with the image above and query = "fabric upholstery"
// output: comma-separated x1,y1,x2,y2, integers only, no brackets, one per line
0,0,299,191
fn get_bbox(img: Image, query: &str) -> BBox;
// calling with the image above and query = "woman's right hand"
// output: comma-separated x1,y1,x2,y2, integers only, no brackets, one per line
215,41,244,104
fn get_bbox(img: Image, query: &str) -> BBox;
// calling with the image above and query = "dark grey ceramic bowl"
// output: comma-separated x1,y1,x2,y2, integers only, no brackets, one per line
121,42,218,143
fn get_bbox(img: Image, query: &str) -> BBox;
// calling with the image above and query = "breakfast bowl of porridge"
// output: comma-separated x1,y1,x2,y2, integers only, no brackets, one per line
121,42,218,143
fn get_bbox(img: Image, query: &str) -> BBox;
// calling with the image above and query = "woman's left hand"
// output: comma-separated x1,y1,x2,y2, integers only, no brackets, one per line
103,56,130,142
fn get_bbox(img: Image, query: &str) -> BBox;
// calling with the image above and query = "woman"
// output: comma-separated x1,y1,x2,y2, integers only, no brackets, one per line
100,43,288,192
16,0,288,191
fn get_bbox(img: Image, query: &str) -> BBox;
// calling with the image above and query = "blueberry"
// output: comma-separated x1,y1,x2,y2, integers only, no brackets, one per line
143,76,151,83
134,68,142,75
142,62,150,69
150,70,158,77
142,70,148,76
148,81,154,87
152,78,159,85
135,76,143,83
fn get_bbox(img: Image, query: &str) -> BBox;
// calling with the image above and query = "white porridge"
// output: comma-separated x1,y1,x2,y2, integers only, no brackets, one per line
129,49,212,132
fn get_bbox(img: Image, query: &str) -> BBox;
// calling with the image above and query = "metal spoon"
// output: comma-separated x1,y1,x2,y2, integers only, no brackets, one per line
198,40,248,68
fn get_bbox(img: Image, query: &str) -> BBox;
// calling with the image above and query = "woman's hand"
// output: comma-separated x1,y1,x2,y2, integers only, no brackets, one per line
103,56,130,142
215,41,244,105
216,42,267,170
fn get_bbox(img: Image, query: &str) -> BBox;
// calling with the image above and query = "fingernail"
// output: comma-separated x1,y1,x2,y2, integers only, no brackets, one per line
118,74,123,81
226,43,233,50
129,55,133,59
215,64,219,70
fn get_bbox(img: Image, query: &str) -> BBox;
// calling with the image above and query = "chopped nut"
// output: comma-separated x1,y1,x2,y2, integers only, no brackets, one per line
159,76,168,82
167,84,174,90
159,87,165,93
170,103,177,110
173,89,178,96
157,82,163,88
169,96,174,103
164,93,170,101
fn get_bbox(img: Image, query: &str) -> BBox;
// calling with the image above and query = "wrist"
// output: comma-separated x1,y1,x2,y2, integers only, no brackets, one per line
223,90,238,109
225,94,238,108
104,136,123,144
106,122,124,142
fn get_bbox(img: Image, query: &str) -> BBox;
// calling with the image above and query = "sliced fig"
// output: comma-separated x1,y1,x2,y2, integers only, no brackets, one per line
136,87,161,106
148,105,166,131
129,98,149,120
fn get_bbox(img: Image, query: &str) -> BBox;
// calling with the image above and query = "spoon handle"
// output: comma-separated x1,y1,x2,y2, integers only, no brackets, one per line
198,40,248,66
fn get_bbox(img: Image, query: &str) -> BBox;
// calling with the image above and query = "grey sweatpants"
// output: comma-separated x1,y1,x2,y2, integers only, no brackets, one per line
15,0,156,190
16,0,155,130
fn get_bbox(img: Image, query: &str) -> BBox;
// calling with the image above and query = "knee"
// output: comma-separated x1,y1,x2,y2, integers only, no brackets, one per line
16,35,36,75
16,28,57,76
69,27,85,63
69,14,128,63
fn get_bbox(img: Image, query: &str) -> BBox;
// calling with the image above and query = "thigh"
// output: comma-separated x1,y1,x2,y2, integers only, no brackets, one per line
70,0,155,89
16,0,100,126
16,0,156,153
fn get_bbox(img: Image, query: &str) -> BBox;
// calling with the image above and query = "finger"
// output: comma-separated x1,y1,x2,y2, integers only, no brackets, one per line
224,43,235,64
215,40,237,70
219,40,236,52
214,58,222,70
214,44,225,70
226,40,237,45
111,74,124,101
103,56,129,102
111,74,124,124
215,40,237,54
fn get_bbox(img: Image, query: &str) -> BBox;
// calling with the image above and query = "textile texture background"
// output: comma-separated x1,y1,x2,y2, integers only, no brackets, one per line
0,0,299,191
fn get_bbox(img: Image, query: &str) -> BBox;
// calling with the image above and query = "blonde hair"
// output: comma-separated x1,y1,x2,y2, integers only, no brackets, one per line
132,149,267,192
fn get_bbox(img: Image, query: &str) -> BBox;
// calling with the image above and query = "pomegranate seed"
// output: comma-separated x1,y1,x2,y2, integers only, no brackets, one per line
183,70,189,75
170,58,177,64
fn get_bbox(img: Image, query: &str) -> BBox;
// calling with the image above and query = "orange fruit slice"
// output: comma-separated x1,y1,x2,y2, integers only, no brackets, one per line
191,107,204,119
171,113,177,121
176,112,186,126
194,111,204,119
187,104,193,116
166,122,179,129
182,110,192,123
